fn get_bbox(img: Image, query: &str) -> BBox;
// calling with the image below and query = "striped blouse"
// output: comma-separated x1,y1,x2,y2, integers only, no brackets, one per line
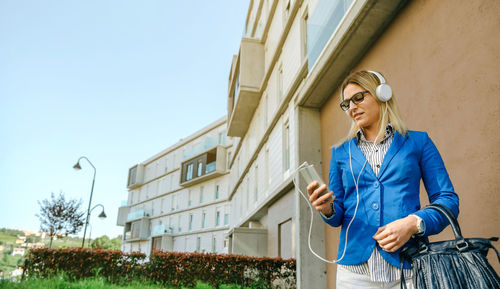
338,124,412,282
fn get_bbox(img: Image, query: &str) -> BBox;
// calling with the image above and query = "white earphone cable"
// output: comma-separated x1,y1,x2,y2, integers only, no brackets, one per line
293,147,367,264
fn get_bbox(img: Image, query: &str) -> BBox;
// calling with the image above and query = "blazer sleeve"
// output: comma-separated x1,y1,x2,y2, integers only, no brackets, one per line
321,146,346,227
412,132,460,236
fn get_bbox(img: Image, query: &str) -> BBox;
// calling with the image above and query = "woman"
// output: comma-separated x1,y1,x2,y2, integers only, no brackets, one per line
307,70,459,288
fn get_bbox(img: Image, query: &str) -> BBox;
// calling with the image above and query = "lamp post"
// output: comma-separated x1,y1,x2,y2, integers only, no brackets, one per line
73,156,96,248
87,204,107,248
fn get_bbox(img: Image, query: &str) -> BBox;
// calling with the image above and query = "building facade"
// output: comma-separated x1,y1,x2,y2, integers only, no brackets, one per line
117,117,233,255
116,0,499,288
227,0,499,288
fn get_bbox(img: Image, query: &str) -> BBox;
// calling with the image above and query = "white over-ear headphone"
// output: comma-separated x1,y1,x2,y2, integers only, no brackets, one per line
367,70,392,102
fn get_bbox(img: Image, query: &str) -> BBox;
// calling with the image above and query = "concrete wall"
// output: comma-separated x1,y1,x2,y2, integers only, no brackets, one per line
319,0,500,287
267,189,295,257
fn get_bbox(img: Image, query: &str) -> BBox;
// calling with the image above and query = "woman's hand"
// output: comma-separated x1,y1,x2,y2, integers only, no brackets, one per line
307,181,335,217
373,215,419,252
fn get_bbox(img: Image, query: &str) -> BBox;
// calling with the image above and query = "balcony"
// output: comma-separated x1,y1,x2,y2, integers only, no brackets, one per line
123,217,150,242
180,146,227,187
127,164,145,189
183,134,226,161
127,209,150,222
152,224,174,236
227,37,265,137
116,204,130,226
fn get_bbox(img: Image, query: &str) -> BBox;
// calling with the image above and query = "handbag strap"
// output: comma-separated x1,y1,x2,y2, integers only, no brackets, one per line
425,203,467,246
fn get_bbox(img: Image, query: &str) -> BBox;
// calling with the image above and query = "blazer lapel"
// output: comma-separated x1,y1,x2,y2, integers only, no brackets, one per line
378,131,408,178
344,138,377,179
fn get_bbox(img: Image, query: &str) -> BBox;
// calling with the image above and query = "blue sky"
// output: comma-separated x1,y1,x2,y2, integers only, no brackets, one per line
0,0,249,239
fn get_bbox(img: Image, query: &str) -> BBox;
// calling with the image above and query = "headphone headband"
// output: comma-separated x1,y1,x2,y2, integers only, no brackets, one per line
367,70,386,84
367,70,392,102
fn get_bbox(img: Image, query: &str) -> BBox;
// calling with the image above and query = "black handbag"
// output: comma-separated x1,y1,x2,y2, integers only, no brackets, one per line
400,203,500,289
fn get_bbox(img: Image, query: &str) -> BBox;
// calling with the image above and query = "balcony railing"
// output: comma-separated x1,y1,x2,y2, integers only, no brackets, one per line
205,162,216,174
127,209,149,221
152,224,174,236
183,135,226,161
308,0,354,71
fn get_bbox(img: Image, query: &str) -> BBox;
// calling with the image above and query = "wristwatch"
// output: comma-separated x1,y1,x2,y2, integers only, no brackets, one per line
411,214,425,235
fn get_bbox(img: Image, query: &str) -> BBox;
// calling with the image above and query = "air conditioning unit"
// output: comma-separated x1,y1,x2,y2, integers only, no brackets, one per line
127,164,145,189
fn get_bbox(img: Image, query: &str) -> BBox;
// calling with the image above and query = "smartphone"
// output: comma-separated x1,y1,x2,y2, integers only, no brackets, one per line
298,162,332,202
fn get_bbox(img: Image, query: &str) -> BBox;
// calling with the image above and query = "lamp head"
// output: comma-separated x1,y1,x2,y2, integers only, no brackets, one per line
73,162,81,170
98,210,107,219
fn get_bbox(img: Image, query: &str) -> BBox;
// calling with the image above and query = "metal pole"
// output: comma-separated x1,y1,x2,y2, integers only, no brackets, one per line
77,157,96,248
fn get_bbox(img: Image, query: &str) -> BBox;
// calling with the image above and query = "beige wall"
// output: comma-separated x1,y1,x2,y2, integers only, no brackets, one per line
319,0,500,287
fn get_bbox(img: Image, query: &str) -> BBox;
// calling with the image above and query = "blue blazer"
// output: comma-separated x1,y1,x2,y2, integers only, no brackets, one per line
321,130,459,269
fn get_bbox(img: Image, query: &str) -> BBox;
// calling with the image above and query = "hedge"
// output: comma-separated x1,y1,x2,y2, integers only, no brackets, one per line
23,248,296,288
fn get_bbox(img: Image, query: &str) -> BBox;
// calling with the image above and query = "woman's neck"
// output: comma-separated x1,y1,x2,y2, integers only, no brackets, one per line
362,124,379,142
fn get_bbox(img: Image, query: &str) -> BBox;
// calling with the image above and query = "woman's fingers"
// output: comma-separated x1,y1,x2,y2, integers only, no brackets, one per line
373,216,417,252
308,183,327,202
312,190,333,208
307,181,319,197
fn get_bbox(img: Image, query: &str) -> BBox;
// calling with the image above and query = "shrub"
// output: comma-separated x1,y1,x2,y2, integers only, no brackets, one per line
23,248,296,288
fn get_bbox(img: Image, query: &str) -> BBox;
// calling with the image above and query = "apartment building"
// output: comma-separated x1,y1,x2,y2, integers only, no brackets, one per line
117,117,233,255
227,0,499,288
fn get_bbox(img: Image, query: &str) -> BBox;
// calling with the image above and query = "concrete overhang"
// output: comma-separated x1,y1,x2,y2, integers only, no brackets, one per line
298,0,409,108
227,37,265,137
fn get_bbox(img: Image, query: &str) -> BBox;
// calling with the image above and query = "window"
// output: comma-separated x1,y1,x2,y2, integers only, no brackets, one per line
283,120,290,171
189,214,193,231
196,237,201,252
131,221,140,239
263,93,268,125
188,190,192,207
186,163,194,181
218,132,224,145
197,161,203,177
177,215,182,232
152,236,162,252
215,184,220,199
254,166,259,202
128,166,137,187
265,148,270,192
216,210,221,226
278,64,283,101
246,180,250,211
200,186,204,203
301,8,308,61
224,213,229,225
171,195,176,211
212,237,216,253
283,0,291,24
201,212,206,229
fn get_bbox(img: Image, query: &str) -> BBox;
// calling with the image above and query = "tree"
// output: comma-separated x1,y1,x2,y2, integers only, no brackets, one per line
36,192,85,248
91,235,121,250
90,235,110,249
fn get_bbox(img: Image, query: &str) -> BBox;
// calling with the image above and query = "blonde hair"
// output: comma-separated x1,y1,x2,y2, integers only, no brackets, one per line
340,70,407,143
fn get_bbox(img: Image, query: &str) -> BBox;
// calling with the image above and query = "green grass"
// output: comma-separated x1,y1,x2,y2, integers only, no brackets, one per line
0,233,18,244
0,277,245,289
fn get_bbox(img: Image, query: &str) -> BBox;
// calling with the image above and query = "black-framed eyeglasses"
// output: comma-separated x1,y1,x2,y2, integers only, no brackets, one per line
340,90,370,111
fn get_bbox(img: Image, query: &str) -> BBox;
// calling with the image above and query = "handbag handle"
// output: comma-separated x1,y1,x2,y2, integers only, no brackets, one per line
425,203,468,249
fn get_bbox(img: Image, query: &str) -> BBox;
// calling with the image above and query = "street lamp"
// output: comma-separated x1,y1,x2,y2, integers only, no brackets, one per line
73,156,96,248
87,204,107,248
